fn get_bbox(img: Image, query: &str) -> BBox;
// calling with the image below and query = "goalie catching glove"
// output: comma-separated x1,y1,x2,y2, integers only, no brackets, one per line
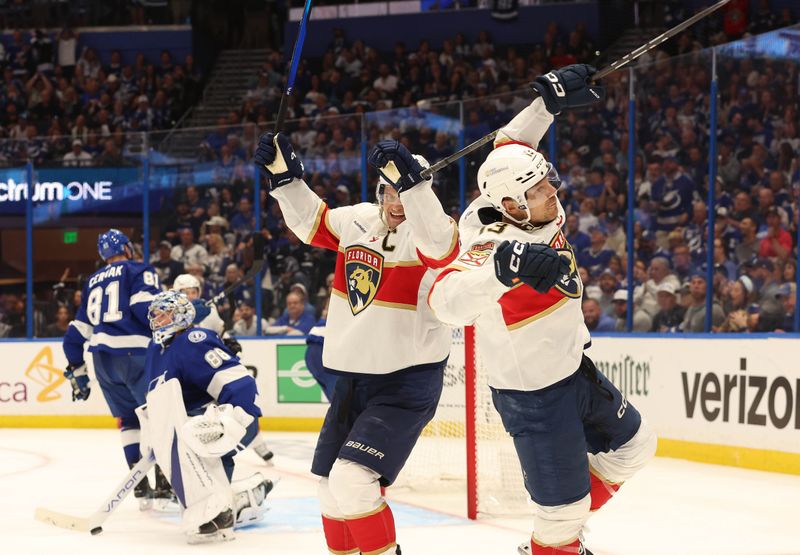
532,63,605,115
64,363,90,401
494,240,571,294
181,404,255,458
254,132,304,189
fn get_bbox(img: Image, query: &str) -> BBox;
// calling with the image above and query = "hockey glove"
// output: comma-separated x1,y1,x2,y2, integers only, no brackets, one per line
64,363,91,401
368,140,430,193
532,64,605,115
223,337,243,355
494,240,571,294
254,132,304,189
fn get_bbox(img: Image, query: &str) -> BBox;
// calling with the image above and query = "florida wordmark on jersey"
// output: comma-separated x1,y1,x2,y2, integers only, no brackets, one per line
429,198,590,391
144,327,260,418
271,178,458,375
63,261,160,366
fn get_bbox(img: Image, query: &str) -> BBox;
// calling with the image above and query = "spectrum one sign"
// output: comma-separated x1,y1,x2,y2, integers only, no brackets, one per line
0,179,113,202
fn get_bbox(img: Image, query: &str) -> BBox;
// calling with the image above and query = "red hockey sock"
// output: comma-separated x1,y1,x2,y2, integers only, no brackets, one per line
531,537,584,554
589,470,621,511
321,514,358,554
345,502,397,555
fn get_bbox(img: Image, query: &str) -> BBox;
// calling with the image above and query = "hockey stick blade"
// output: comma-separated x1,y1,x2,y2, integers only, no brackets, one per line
419,0,730,179
34,452,155,534
206,233,266,307
34,507,95,532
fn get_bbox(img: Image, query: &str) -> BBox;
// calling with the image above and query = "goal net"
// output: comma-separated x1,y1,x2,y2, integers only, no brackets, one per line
394,327,530,518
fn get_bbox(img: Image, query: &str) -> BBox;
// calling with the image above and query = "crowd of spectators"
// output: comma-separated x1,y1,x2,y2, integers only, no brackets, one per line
2,1,799,337
0,28,202,166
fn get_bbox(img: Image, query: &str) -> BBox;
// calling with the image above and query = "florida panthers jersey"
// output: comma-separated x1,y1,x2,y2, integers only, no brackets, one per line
271,177,459,375
63,261,160,366
144,327,260,418
429,199,590,391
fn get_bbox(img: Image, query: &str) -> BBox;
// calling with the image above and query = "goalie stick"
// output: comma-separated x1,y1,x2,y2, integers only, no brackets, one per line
205,233,266,307
418,0,731,179
34,450,156,534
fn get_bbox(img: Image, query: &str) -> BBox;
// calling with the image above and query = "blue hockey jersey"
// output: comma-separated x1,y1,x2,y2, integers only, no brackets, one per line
144,327,261,419
63,261,161,366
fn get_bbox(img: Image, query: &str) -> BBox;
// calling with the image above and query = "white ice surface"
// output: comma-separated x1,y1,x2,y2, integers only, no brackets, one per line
2,429,799,555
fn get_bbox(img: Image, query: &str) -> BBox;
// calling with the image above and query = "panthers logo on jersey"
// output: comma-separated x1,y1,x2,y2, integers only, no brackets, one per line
344,246,384,315
550,231,582,298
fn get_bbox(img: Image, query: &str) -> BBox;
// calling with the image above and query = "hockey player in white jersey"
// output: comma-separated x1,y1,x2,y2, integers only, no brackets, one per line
172,273,275,464
255,132,458,555
142,290,273,543
62,229,161,506
428,65,657,555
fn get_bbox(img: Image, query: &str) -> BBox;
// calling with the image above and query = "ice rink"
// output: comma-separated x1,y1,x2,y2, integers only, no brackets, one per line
2,428,799,555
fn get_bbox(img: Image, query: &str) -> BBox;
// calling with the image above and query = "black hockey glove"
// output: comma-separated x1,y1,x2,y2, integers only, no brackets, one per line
254,132,304,189
222,337,243,356
532,64,605,115
64,362,91,401
494,240,571,294
368,140,429,193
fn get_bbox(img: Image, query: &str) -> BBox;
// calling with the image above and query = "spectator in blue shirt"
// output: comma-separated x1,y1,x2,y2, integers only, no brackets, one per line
578,227,615,277
565,213,590,253
582,298,615,332
269,291,316,335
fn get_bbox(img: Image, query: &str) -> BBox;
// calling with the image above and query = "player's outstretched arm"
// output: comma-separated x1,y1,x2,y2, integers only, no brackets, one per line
255,132,350,251
368,140,458,267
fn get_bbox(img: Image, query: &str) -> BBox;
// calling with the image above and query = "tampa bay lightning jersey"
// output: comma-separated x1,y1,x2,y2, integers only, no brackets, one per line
144,327,261,419
63,261,160,365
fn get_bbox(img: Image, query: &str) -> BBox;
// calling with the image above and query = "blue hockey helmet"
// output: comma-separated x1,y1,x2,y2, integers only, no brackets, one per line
148,290,196,346
97,229,132,261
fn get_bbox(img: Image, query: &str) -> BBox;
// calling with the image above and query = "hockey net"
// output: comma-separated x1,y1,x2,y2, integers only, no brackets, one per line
393,326,530,518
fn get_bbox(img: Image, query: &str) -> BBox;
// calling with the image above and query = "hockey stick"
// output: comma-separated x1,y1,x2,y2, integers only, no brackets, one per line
418,0,731,179
34,450,155,534
274,0,313,133
205,233,266,307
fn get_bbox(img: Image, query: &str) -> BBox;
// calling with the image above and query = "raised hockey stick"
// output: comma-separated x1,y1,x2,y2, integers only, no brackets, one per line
418,0,731,179
34,450,155,535
205,233,266,307
274,0,313,133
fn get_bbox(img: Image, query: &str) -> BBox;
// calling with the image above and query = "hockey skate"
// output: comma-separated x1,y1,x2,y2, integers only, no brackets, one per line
233,473,274,528
152,465,179,511
186,508,235,544
133,475,153,510
517,540,593,555
251,435,274,465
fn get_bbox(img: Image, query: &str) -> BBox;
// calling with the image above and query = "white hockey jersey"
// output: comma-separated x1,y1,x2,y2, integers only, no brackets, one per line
428,95,589,391
271,177,458,375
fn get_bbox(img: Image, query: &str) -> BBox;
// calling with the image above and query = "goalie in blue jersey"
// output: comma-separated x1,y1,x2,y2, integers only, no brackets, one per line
141,290,273,543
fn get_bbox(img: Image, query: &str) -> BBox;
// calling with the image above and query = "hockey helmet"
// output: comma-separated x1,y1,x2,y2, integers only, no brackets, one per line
148,290,196,346
97,229,132,261
172,273,201,294
476,144,561,226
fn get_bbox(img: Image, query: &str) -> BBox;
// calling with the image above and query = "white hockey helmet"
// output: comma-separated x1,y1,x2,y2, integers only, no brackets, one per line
172,273,201,293
477,144,560,226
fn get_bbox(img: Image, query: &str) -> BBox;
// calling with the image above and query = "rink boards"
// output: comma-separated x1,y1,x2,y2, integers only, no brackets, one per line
0,334,799,475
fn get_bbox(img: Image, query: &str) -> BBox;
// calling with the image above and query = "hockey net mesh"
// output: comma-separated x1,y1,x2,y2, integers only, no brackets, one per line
393,327,530,517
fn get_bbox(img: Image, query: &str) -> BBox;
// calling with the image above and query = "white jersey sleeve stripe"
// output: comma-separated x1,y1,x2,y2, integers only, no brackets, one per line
206,364,251,400
69,320,93,339
130,291,156,305
89,332,151,350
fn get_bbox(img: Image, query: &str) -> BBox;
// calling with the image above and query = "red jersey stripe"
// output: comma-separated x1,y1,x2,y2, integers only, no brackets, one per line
308,204,341,251
499,284,567,330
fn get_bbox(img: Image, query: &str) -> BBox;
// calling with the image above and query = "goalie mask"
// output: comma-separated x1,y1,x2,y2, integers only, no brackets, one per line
148,290,196,345
477,144,561,227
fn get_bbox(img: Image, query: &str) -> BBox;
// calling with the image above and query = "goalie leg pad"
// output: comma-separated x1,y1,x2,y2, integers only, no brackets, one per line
532,494,591,548
145,378,233,533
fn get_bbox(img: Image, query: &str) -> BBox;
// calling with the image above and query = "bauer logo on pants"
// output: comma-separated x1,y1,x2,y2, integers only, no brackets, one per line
344,246,384,315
